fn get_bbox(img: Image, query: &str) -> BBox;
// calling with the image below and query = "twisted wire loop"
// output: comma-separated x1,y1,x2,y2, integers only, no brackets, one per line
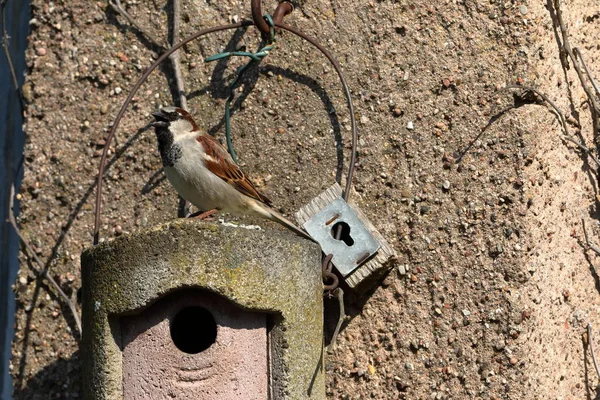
204,15,276,163
322,254,339,291
252,0,295,35
251,0,270,34
92,6,358,296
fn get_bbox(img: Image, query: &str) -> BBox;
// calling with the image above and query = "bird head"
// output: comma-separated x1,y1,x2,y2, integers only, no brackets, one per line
151,107,199,136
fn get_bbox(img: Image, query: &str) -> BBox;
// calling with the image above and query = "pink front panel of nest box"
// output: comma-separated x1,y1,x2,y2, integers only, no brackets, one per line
120,290,268,399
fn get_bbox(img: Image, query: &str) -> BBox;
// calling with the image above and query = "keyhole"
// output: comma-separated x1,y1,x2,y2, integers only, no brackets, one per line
331,221,354,246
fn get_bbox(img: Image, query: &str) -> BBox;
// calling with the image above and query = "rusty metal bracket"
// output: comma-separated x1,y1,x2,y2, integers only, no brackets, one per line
296,183,398,294
305,198,380,277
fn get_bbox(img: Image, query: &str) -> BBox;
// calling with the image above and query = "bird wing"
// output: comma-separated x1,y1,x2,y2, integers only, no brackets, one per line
196,134,272,206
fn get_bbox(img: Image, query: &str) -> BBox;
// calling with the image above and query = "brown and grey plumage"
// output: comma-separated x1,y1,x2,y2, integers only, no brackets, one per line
151,106,312,241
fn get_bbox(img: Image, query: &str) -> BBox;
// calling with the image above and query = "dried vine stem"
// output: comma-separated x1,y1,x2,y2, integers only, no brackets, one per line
3,0,79,334
587,324,600,380
168,0,192,216
108,0,187,109
574,48,600,101
1,0,24,109
582,218,600,256
7,185,82,336
505,85,600,168
1,0,17,88
326,288,346,353
553,0,600,111
109,0,190,214
552,1,600,385
169,0,187,110
108,0,163,48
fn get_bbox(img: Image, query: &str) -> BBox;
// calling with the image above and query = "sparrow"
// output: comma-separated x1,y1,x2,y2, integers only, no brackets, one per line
150,106,313,241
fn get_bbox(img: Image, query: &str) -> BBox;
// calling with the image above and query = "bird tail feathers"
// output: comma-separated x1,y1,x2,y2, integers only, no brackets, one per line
264,207,315,242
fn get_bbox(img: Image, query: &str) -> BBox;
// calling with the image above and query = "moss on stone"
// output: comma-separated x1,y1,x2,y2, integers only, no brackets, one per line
81,219,323,399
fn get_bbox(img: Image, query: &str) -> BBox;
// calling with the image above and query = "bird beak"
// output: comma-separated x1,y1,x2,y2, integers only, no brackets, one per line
150,120,168,128
152,110,167,120
151,110,169,128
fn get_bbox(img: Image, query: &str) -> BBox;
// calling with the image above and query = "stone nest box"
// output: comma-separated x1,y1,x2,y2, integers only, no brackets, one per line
81,219,324,399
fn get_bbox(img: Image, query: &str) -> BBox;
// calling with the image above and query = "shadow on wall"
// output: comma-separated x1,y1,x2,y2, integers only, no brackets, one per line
10,5,371,397
0,0,29,397
12,352,79,400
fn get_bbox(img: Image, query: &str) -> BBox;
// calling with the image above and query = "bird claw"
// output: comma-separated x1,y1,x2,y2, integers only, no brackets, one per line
188,209,218,221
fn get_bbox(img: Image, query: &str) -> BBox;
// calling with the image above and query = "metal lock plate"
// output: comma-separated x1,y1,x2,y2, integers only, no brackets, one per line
303,198,380,277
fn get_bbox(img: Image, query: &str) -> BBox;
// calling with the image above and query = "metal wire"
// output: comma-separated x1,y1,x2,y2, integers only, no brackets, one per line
92,17,359,272
272,1,294,33
275,21,357,204
93,21,250,245
205,18,276,163
322,254,339,291
251,0,271,34
587,324,600,380
275,21,359,292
